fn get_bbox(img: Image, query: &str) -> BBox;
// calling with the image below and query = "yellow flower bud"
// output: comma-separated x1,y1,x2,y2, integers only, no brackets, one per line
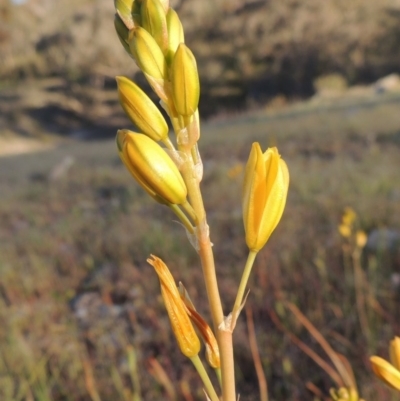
147,255,201,358
356,230,367,248
242,144,289,252
370,355,400,391
390,337,400,371
141,0,168,54
330,387,360,401
116,130,187,205
114,14,132,56
115,0,134,28
159,0,169,13
338,224,351,238
116,76,168,142
342,207,357,227
166,8,184,63
129,27,167,81
171,44,200,116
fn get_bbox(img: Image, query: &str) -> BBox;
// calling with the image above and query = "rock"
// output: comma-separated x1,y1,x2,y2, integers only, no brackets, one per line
366,228,400,253
374,74,400,94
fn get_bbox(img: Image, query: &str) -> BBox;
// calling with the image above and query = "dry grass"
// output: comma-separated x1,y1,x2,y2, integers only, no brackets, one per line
1,96,400,400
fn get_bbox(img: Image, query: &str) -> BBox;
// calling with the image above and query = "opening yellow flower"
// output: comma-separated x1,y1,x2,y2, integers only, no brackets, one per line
242,143,289,252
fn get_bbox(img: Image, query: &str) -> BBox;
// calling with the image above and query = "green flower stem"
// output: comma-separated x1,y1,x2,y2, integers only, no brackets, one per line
163,137,176,152
169,204,195,234
181,200,198,224
232,250,258,317
190,355,220,401
215,367,222,387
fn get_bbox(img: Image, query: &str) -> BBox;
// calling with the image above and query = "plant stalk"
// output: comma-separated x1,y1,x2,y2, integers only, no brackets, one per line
190,355,219,401
232,250,257,316
172,105,236,401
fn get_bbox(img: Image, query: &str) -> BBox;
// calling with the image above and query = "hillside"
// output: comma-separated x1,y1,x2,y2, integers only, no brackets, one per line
2,0,400,115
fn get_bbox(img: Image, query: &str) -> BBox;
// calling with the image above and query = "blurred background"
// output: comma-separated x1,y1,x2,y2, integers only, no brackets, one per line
1,0,400,400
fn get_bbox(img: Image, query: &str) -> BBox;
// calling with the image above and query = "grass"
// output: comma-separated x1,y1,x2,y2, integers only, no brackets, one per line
0,96,400,400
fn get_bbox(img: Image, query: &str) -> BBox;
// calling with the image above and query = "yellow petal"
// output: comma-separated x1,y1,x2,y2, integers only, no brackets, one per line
147,255,200,358
390,337,400,371
255,156,288,249
243,143,269,250
370,356,400,391
242,142,259,230
180,285,220,369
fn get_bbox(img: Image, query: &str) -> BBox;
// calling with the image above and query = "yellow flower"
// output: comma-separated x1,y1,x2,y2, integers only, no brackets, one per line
116,130,187,205
242,144,289,252
355,230,367,248
330,387,362,401
147,255,201,358
370,337,400,391
370,356,400,391
342,207,357,227
338,224,351,238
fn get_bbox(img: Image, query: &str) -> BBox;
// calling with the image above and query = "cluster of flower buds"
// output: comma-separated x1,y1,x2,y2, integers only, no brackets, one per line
370,336,400,391
338,207,367,248
113,0,290,380
114,0,202,206
114,0,199,122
